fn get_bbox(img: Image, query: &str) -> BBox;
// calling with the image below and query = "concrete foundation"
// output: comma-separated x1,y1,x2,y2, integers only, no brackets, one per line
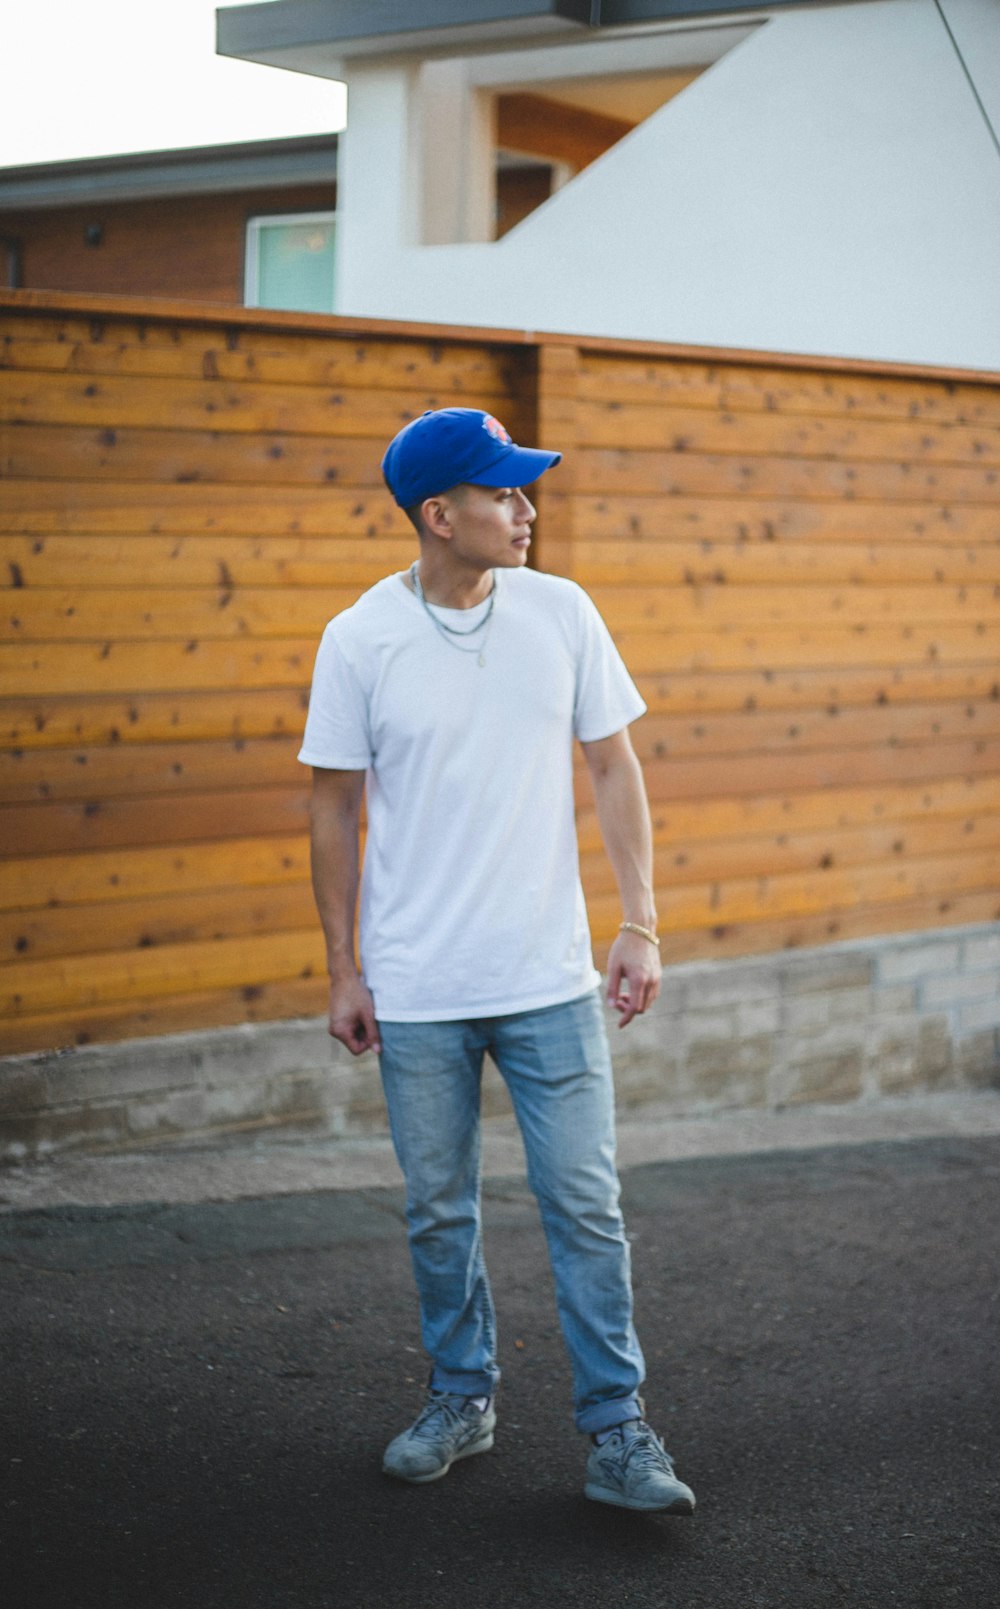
2,924,998,1163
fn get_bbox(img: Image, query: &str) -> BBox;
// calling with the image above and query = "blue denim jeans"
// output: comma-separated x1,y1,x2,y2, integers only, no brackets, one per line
377,989,646,1435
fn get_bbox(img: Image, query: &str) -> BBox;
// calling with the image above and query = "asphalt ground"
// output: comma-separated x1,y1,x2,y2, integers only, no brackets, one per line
3,1133,999,1609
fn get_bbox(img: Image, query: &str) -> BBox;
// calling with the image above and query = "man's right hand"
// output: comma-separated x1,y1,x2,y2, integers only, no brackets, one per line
328,972,381,1056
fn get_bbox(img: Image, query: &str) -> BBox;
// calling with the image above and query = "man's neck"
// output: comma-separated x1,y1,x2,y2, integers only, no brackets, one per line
408,555,493,610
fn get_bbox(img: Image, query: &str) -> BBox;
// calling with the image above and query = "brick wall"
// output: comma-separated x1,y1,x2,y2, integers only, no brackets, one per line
0,185,337,304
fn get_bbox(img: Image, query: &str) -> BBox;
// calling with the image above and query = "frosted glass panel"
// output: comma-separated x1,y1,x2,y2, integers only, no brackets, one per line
254,218,336,313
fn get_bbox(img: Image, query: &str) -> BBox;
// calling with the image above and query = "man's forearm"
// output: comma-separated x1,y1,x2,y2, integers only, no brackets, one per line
589,746,657,928
309,770,380,1055
309,775,365,978
582,730,661,1026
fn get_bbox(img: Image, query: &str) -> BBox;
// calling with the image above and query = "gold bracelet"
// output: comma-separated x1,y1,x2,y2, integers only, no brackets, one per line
619,921,660,949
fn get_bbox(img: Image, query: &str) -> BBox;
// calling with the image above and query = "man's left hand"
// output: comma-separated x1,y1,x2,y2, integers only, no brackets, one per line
606,929,662,1028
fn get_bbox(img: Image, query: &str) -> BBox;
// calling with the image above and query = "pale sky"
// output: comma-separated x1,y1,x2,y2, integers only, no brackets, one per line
2,0,347,169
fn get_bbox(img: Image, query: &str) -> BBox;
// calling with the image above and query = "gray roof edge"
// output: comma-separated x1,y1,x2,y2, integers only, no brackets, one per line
217,0,595,58
602,0,809,17
0,135,339,212
216,0,825,63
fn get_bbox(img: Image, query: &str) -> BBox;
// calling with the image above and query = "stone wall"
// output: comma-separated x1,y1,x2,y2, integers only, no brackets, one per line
610,924,1000,1114
1,924,997,1163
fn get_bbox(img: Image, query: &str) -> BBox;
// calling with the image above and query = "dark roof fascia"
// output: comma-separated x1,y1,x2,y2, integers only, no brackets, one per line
217,0,594,65
601,0,813,17
0,134,338,212
217,0,833,67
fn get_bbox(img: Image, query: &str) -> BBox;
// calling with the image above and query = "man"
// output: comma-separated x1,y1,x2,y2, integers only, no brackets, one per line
298,407,694,1514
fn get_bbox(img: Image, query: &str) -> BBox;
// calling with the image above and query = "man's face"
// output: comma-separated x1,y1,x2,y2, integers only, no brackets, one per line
437,483,537,569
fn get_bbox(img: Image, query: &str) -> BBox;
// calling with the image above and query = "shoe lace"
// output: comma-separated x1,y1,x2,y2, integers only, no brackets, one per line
410,1395,469,1443
613,1424,674,1475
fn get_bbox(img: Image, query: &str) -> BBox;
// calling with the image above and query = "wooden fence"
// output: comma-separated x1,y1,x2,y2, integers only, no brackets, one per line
2,288,999,1056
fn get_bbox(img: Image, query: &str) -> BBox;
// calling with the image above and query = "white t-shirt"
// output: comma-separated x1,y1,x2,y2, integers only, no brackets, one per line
298,567,646,1021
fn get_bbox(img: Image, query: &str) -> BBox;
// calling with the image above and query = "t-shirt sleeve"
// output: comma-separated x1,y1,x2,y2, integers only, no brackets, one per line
572,588,647,742
297,623,373,769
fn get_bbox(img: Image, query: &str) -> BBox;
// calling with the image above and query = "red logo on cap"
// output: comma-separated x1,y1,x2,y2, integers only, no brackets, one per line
482,414,512,444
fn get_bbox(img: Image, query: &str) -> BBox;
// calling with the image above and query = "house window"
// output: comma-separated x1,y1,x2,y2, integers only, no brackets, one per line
244,212,336,313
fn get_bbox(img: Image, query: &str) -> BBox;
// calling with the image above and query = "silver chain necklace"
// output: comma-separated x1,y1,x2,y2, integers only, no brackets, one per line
409,562,497,667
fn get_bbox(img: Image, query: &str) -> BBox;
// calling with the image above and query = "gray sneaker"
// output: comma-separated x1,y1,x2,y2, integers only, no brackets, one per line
585,1420,696,1513
382,1392,496,1484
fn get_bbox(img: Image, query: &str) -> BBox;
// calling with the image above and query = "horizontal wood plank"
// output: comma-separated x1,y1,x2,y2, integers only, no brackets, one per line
632,664,1000,716
574,446,1000,504
5,481,999,545
0,533,418,589
573,538,1000,586
575,772,1000,853
5,585,359,642
1,878,317,965
629,699,1000,762
0,786,310,857
0,735,302,807
2,833,311,912
591,582,1000,630
8,423,998,502
580,810,1000,892
6,667,999,752
568,494,1000,544
0,973,329,1057
574,399,1000,467
1,322,527,395
6,623,999,700
0,479,410,537
612,622,1000,673
7,531,1000,590
2,688,310,750
2,926,327,1017
1,421,387,488
585,844,1000,934
0,367,515,440
573,354,1000,429
14,720,992,807
636,737,1000,802
9,579,998,643
0,637,317,697
9,719,995,827
592,888,1000,968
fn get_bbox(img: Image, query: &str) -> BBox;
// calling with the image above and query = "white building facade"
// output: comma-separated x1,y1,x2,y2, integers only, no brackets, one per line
218,0,1000,370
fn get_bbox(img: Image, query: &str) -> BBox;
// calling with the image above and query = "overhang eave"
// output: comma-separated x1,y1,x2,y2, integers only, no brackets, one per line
216,1,595,76
0,135,339,212
215,0,826,75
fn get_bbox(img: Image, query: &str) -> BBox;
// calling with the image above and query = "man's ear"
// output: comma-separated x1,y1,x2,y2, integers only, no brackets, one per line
419,494,453,541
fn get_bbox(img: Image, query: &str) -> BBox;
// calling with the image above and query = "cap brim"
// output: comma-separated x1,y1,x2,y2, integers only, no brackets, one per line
465,445,561,489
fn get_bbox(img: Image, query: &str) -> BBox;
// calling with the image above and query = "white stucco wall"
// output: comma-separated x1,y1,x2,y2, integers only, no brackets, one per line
333,0,1000,369
939,0,1000,135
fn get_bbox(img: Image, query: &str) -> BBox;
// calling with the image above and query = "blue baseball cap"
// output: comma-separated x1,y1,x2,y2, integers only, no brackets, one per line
382,407,561,508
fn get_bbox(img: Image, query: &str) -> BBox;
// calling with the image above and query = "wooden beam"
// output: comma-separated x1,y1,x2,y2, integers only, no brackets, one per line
7,288,1000,388
497,93,635,171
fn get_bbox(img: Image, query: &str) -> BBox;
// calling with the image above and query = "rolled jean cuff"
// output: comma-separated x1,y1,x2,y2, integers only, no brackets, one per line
430,1364,501,1399
576,1393,645,1436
